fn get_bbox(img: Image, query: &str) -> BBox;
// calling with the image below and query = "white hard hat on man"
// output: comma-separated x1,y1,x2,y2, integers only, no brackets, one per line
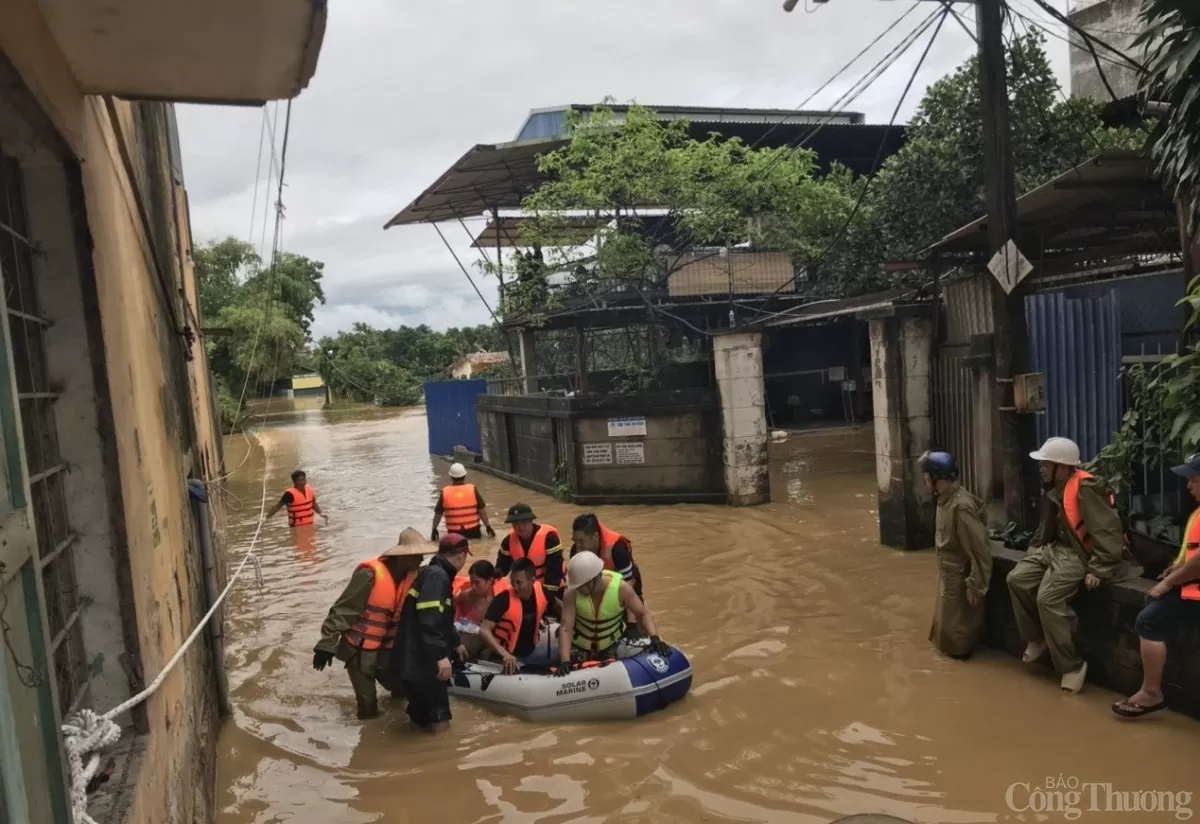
1029,436,1081,467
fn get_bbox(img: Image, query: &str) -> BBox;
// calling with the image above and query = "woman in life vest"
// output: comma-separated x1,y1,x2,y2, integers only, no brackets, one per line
553,551,671,676
431,462,495,541
919,450,991,660
311,528,431,718
452,560,510,658
479,558,558,674
1114,453,1200,718
266,469,328,527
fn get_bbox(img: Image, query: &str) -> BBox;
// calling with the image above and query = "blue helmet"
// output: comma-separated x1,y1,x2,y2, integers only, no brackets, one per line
918,450,958,480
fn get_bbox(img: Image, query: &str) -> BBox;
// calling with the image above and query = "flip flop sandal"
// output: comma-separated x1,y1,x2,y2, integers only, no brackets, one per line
1112,699,1167,718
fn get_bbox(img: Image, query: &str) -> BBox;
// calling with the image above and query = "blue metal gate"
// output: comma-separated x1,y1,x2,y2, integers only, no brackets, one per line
423,379,487,456
1026,289,1122,462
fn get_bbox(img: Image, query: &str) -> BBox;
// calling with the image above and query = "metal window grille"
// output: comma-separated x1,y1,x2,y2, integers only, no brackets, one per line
0,152,88,716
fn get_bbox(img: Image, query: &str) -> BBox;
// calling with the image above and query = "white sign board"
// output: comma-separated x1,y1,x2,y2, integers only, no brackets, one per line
987,239,1033,294
615,441,645,465
582,442,613,465
607,416,647,437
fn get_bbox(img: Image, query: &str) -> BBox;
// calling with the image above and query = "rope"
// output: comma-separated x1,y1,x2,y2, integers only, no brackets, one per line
60,433,272,823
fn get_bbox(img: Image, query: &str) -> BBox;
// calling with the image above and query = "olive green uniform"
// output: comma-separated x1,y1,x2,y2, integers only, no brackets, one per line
929,483,993,658
1005,474,1142,674
315,566,400,718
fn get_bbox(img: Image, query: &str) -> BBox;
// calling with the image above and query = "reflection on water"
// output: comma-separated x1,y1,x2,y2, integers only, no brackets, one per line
217,409,1199,824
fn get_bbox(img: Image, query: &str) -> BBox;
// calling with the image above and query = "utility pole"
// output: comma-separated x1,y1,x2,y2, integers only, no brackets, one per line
976,0,1035,527
784,0,1036,526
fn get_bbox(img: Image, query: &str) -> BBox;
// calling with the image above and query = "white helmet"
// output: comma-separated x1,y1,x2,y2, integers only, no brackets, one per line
1030,437,1081,467
565,551,605,592
448,462,467,479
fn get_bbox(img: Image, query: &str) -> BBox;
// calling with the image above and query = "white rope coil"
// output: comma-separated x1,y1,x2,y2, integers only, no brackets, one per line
61,436,271,823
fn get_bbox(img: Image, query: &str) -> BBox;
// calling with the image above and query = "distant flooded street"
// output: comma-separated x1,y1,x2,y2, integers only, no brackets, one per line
216,407,1199,823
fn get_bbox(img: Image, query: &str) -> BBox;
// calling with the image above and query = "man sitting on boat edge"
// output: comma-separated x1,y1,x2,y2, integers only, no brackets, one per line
554,551,671,676
478,558,559,674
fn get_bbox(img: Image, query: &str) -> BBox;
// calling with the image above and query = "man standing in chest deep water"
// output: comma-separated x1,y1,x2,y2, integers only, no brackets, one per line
920,451,992,660
496,503,564,603
266,469,328,527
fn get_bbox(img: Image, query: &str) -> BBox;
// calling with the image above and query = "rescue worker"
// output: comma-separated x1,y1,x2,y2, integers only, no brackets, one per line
312,528,431,719
388,532,472,732
479,558,558,673
920,451,992,659
431,462,494,541
569,513,642,600
1006,437,1141,693
452,560,506,659
554,551,670,675
267,470,327,527
497,503,565,602
1113,453,1200,718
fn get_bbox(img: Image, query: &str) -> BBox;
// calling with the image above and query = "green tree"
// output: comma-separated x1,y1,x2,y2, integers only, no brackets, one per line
519,103,859,313
862,31,1147,268
194,237,260,321
1136,0,1200,226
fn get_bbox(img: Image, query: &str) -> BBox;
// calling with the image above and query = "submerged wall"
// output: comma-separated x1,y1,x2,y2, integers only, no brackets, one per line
985,544,1200,720
476,390,725,505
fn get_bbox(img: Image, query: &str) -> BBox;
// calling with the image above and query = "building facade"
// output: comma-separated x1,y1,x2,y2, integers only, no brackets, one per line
1068,0,1145,102
0,1,324,821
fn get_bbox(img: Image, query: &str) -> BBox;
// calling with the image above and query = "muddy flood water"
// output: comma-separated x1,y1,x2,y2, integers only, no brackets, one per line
216,407,1198,824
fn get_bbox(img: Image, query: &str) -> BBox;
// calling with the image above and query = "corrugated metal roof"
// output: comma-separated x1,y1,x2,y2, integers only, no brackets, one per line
923,150,1176,262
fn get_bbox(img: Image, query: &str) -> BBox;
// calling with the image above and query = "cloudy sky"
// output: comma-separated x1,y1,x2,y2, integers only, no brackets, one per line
177,0,1075,340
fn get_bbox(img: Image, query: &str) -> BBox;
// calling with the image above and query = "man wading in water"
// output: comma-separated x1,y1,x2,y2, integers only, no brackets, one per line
312,528,431,719
920,451,991,659
267,469,328,527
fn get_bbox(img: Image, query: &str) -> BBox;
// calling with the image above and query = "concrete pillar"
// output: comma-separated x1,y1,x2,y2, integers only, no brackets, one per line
714,331,769,506
869,310,935,549
518,328,538,394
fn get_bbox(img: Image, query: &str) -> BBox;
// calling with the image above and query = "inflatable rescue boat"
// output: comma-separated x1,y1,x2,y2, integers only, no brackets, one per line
449,631,692,723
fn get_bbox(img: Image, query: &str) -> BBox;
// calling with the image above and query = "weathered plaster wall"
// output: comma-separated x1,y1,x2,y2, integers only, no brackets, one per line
714,332,770,506
1068,0,1144,102
0,2,223,820
870,312,935,550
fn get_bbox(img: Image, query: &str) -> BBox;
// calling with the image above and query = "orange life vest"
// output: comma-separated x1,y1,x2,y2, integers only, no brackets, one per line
452,575,510,624
287,484,316,527
442,483,480,532
508,524,560,580
493,582,548,654
596,522,632,571
1180,510,1200,601
343,559,418,651
1062,471,1118,554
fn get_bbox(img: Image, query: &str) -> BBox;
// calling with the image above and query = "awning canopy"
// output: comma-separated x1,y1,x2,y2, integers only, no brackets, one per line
470,215,605,249
384,138,567,228
36,0,325,103
923,151,1179,269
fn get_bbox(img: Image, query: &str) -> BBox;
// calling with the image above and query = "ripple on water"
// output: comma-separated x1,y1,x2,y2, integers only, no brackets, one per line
216,414,1200,824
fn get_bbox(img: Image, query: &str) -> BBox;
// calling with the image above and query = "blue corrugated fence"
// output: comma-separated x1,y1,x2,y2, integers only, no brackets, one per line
424,379,487,456
1026,289,1122,462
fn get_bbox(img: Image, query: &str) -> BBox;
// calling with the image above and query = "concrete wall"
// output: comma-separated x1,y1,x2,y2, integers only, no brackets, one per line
476,390,725,505
714,332,770,506
1068,0,1144,102
870,311,935,549
986,544,1200,720
0,3,224,821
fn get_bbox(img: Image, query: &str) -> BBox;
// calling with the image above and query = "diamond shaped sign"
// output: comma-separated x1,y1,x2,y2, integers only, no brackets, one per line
987,239,1033,294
